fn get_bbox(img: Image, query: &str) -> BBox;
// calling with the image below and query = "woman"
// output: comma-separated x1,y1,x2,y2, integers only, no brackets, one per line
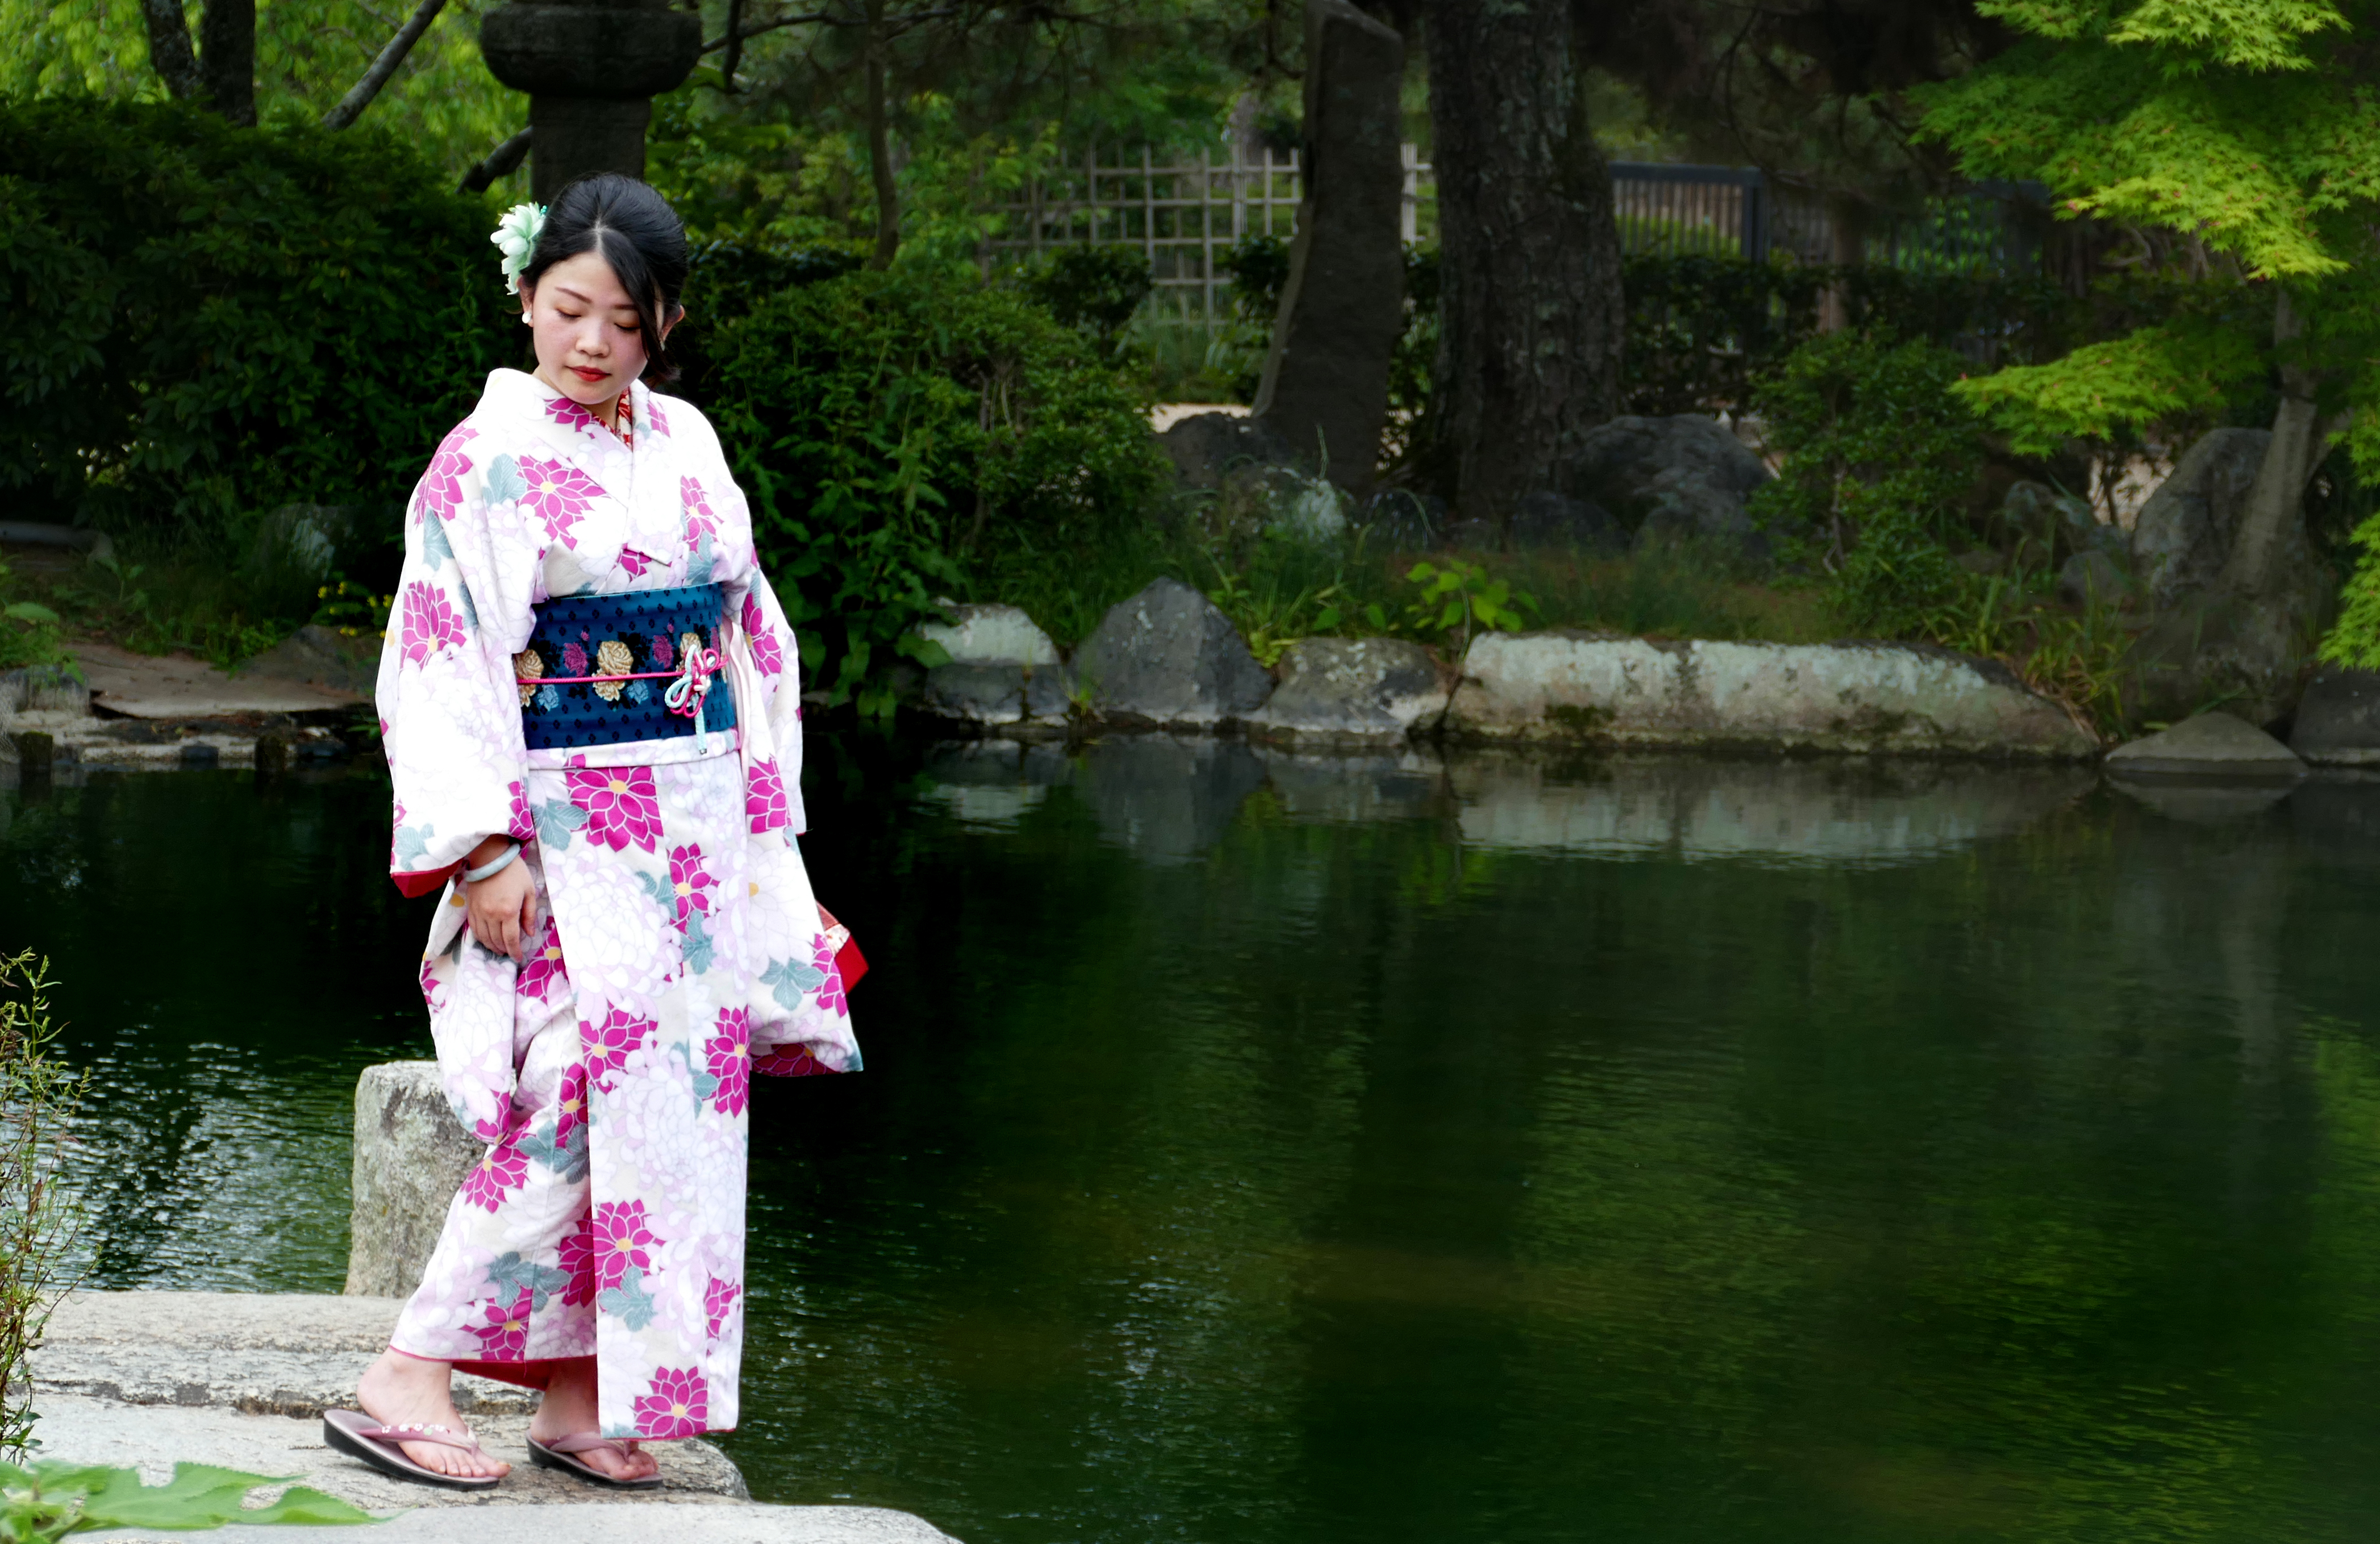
326,175,860,1490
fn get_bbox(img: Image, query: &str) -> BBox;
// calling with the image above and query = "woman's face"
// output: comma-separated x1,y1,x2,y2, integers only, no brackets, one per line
518,249,675,407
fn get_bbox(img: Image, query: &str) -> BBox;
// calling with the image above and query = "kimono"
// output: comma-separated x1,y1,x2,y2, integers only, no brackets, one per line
375,367,859,1440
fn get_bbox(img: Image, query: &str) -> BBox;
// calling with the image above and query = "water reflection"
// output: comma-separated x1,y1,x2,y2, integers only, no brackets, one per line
12,745,2380,1543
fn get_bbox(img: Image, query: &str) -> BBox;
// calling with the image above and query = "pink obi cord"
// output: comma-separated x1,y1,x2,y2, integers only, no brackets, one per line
524,645,723,719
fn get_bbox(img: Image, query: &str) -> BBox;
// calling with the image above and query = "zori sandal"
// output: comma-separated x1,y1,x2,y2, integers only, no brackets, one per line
322,1408,504,1491
527,1432,665,1489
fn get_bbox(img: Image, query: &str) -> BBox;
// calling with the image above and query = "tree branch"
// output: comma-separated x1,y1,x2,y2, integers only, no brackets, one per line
458,126,534,194
701,9,843,51
323,0,448,130
140,0,203,100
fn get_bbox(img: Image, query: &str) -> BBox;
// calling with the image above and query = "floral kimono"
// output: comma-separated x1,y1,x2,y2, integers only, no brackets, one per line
376,366,859,1440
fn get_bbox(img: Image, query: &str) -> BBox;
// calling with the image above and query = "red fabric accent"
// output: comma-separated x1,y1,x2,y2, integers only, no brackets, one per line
836,935,868,991
392,863,461,899
443,1354,591,1391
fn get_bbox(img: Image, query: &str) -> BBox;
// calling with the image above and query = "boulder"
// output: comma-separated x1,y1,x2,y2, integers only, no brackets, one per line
345,1061,484,1297
1510,491,1627,555
2002,480,2124,562
2104,712,2305,780
1360,489,1444,550
2129,428,2270,608
239,624,378,698
1245,637,1442,746
1247,0,1406,491
1073,578,1274,727
0,663,87,715
1444,632,2096,758
2056,550,2132,609
916,603,1060,667
919,662,1072,728
1562,415,1775,564
2291,665,2380,766
1160,411,1297,491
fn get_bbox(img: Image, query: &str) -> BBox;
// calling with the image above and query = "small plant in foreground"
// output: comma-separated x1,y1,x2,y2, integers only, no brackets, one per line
0,955,85,1465
1404,560,1539,657
0,1460,378,1538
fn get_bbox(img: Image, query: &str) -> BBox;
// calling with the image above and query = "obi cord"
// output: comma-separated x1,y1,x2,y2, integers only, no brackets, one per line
512,582,738,751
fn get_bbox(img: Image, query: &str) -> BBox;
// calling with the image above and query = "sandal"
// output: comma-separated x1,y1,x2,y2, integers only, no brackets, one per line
527,1432,665,1489
322,1408,504,1491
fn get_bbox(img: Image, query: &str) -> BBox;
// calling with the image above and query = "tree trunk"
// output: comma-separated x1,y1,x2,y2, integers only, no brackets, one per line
862,0,899,272
1423,0,1624,528
139,0,203,100
2223,289,2343,596
197,0,257,126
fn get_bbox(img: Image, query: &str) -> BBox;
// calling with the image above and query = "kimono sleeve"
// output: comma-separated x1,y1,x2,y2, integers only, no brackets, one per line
378,422,539,895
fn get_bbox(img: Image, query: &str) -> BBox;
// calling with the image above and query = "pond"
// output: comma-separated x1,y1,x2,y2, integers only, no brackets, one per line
7,738,2380,1543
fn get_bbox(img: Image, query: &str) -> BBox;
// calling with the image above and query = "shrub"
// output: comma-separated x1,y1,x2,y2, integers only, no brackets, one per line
1020,245,1153,362
0,97,509,543
705,264,1162,709
1748,331,1984,636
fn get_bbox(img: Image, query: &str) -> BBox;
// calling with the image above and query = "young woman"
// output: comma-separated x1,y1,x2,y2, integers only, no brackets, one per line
326,174,860,1490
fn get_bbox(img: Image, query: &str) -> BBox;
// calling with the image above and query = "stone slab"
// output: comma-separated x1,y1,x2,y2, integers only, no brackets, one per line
87,1501,953,1543
2106,711,2306,779
1245,637,1442,746
70,642,361,719
2290,665,2380,766
347,1061,486,1298
1445,633,2096,758
915,604,1060,668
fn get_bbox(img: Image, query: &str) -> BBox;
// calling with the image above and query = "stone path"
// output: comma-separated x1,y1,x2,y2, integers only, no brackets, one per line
71,642,362,720
32,1291,958,1542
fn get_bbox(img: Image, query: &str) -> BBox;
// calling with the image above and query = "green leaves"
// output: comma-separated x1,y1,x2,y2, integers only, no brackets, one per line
1402,560,1539,652
0,1459,379,1539
1952,320,2267,452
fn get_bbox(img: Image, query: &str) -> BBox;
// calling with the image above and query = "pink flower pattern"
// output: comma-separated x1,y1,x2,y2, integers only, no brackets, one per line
632,1367,708,1439
418,958,443,1011
398,582,466,667
517,917,569,1002
507,779,535,842
557,1218,599,1307
680,477,718,541
561,640,589,677
703,1276,740,1341
554,1060,589,1145
518,455,603,544
462,1137,530,1212
618,546,653,578
645,397,671,437
649,633,675,669
707,1008,751,1115
418,425,477,522
745,758,790,835
668,844,716,932
813,936,849,1018
741,592,785,677
566,766,662,853
470,1288,534,1360
544,395,600,435
592,1200,659,1290
582,1007,655,1089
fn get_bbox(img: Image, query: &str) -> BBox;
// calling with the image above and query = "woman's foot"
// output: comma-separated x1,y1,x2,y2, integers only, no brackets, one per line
528,1358,659,1484
355,1349,511,1481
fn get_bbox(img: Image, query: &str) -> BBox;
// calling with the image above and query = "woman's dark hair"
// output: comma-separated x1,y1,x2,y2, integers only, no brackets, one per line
520,174,691,384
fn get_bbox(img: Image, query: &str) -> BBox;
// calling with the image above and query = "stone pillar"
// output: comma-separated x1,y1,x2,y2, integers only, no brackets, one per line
478,0,702,203
345,1062,483,1298
1250,0,1406,493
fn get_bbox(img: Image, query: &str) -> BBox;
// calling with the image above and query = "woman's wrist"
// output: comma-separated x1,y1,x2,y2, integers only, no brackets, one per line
465,834,514,867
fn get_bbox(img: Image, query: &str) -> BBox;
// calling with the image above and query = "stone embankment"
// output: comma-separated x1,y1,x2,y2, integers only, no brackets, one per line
916,579,2099,759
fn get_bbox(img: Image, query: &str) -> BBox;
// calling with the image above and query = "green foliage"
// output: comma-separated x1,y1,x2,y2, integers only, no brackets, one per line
0,98,508,539
1020,246,1154,361
0,561,69,672
1201,531,1370,667
0,1458,378,1538
705,263,1161,710
0,955,84,1464
1750,331,1985,636
1402,560,1540,654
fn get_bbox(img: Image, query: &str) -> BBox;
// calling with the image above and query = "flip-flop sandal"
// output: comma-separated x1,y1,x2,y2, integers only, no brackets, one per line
527,1432,665,1489
322,1408,504,1491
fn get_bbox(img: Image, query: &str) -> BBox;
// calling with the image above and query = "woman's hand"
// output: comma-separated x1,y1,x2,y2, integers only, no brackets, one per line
463,837,539,962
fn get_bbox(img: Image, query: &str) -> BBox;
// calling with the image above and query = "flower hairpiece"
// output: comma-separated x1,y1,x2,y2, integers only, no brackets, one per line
490,202,547,296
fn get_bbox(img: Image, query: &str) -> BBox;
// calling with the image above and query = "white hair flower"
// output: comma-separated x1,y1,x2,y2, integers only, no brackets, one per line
490,202,548,295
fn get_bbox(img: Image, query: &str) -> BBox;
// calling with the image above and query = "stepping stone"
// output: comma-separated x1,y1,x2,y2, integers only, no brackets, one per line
2105,712,2305,780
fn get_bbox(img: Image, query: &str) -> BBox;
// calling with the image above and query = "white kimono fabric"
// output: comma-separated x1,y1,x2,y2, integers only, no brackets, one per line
376,368,858,1440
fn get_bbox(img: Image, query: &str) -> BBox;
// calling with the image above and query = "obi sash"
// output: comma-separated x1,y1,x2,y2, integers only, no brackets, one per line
513,582,738,752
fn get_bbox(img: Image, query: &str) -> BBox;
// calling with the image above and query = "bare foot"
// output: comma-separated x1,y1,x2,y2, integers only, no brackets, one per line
530,1358,660,1483
355,1349,511,1481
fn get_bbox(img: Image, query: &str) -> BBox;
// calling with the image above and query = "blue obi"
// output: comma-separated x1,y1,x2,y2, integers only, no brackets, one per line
514,583,738,752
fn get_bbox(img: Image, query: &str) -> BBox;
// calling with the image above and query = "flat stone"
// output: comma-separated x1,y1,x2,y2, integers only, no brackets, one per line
239,624,380,698
918,663,1071,727
91,1496,952,1543
915,604,1060,667
347,1062,486,1297
1245,638,1441,746
1072,578,1273,728
72,642,360,719
2106,712,2306,780
2291,665,2380,766
1445,633,2096,758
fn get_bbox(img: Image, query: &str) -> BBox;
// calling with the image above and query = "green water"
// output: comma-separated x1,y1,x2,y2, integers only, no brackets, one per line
8,741,2380,1543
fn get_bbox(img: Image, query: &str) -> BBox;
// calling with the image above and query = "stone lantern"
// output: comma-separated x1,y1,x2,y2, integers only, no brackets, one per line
479,0,702,203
